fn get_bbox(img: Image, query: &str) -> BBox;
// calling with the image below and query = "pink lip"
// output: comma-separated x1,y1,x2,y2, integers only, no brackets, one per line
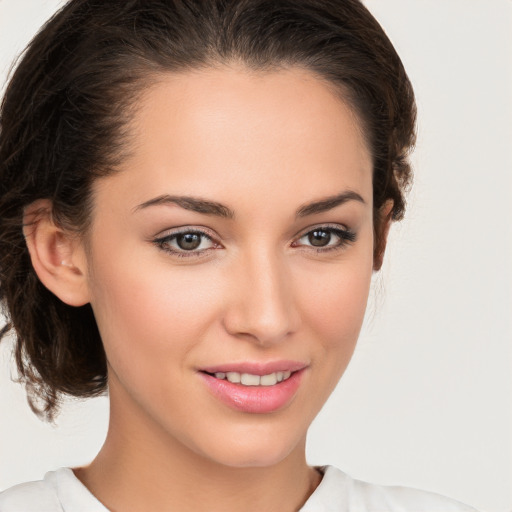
199,363,307,414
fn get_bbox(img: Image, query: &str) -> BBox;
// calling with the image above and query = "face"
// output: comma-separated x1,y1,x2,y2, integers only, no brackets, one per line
83,66,375,468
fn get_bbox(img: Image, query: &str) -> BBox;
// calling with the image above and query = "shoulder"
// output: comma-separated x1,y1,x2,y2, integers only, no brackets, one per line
301,466,480,512
0,476,63,512
0,468,107,512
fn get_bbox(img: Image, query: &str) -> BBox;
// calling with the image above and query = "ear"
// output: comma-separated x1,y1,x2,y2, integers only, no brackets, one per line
23,199,90,306
373,200,394,271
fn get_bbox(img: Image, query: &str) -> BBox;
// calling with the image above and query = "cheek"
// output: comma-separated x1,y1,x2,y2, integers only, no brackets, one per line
87,251,203,367
296,243,374,393
86,260,222,428
301,258,373,344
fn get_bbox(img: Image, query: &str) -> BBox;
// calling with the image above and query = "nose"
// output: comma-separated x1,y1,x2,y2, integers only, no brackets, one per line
222,249,300,346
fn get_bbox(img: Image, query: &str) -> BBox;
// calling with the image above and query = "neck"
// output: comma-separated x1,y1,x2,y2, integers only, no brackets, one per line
75,387,322,512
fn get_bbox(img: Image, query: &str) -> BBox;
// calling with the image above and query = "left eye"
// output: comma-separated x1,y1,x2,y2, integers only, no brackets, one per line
295,226,355,249
155,230,215,255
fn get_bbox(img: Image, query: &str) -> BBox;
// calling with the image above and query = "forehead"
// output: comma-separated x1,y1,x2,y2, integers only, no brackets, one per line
95,66,373,217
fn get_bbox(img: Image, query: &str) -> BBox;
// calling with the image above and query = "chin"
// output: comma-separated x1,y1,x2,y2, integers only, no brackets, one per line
208,447,297,469
192,424,306,469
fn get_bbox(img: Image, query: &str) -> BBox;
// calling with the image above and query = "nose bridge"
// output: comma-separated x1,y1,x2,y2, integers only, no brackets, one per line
223,246,298,345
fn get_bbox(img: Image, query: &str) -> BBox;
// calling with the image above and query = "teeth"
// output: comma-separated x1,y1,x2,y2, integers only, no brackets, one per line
260,373,277,386
214,371,293,386
225,371,241,383
241,373,260,386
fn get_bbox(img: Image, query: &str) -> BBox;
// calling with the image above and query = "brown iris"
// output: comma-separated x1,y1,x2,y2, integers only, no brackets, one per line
308,229,331,247
176,233,202,250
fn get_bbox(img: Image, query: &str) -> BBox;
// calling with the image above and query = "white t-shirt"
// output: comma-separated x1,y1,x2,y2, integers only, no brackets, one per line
0,465,479,511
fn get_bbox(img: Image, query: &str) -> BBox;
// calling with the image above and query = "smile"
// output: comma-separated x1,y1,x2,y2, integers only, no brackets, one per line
199,363,306,414
210,370,292,386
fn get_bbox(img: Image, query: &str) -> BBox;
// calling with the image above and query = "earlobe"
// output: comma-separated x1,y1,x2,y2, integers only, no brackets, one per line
23,199,90,306
373,200,394,271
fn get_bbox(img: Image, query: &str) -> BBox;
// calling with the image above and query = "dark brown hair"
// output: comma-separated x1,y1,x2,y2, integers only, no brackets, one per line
0,0,416,420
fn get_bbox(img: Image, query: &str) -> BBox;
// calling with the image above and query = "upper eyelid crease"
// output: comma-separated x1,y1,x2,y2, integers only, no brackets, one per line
134,190,365,219
155,226,216,238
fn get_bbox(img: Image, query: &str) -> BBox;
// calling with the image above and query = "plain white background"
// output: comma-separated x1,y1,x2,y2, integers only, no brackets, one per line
0,1,510,511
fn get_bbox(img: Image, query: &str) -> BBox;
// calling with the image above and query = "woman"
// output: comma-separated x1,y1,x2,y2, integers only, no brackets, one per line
0,1,480,510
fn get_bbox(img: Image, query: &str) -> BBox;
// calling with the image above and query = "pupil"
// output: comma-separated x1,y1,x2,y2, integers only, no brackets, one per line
177,233,201,250
309,230,330,247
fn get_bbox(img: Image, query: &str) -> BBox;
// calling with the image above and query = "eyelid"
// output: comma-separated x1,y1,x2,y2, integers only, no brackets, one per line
153,226,221,258
154,225,218,241
152,223,356,259
293,222,350,239
291,223,357,250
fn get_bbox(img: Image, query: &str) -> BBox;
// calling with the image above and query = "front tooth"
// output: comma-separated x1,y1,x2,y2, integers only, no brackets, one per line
226,372,241,383
260,373,278,386
241,373,261,386
215,372,226,379
276,371,284,382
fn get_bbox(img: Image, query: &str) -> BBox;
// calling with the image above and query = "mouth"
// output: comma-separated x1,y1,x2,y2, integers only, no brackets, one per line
198,362,307,414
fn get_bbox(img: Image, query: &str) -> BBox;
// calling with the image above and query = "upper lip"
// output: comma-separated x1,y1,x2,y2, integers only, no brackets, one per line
199,360,308,375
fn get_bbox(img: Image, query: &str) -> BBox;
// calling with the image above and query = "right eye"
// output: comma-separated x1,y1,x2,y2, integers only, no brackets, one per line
153,229,218,258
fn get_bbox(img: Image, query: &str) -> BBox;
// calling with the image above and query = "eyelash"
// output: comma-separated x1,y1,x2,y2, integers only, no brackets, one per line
153,225,356,259
293,225,356,253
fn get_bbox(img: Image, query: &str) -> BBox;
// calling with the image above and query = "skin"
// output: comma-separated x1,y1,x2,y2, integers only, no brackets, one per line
26,66,390,511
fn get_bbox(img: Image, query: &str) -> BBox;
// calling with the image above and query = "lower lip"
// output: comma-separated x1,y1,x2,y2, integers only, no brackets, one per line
199,370,305,414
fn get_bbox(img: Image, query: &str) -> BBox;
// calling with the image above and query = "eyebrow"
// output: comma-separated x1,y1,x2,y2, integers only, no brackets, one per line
295,190,365,217
134,190,365,219
134,195,235,218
